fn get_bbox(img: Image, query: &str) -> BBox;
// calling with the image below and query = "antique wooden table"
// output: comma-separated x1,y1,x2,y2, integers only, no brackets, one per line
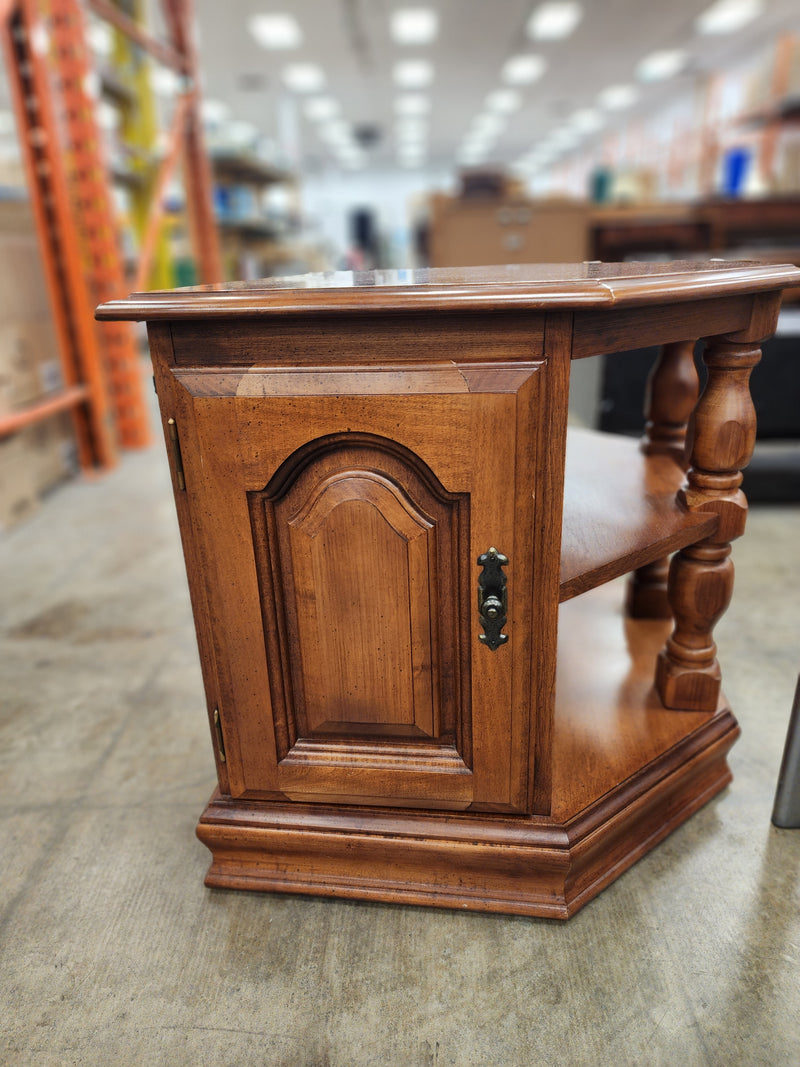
99,260,800,918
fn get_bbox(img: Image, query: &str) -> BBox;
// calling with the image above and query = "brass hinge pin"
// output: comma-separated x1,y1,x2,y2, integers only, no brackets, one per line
166,417,186,491
213,707,226,763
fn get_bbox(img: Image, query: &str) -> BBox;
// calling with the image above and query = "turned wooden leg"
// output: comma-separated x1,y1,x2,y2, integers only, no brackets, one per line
627,340,699,619
656,337,761,711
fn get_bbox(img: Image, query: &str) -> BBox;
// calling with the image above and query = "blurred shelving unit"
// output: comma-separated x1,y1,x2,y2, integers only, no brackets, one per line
0,0,222,527
210,150,306,280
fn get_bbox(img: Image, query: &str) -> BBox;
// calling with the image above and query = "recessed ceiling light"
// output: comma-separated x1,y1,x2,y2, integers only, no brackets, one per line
394,94,430,116
397,126,427,147
96,101,118,131
501,55,546,85
150,67,180,96
201,99,230,125
393,59,434,88
390,8,438,46
282,63,326,93
598,83,639,110
549,125,582,148
248,13,303,49
319,119,353,145
303,96,340,121
396,117,427,138
227,120,259,148
696,0,762,35
571,107,604,132
636,49,688,82
526,2,583,40
486,89,522,114
86,21,113,57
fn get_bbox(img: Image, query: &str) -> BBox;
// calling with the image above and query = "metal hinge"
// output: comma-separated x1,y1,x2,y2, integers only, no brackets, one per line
213,707,226,763
166,417,186,490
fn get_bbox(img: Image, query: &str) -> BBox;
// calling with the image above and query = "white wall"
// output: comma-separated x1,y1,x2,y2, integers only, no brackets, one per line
300,165,453,269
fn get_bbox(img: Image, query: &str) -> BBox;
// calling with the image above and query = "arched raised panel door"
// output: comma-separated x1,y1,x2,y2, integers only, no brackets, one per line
247,436,472,806
170,361,553,813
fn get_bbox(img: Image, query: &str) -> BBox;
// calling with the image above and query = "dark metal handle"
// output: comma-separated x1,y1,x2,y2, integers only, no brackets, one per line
477,547,508,651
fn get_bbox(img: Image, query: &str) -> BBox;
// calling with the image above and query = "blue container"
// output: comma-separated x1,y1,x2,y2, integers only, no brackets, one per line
721,147,751,197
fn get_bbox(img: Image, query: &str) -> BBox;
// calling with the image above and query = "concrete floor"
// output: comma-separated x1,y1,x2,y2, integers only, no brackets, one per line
1,433,799,1067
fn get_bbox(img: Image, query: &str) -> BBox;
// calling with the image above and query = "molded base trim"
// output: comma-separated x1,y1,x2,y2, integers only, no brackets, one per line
196,712,739,919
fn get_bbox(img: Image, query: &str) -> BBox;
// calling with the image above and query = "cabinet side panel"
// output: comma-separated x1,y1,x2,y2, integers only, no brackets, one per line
531,312,573,814
149,324,230,793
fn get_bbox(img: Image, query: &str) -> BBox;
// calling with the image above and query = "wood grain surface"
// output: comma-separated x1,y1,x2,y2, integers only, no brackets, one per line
106,261,798,918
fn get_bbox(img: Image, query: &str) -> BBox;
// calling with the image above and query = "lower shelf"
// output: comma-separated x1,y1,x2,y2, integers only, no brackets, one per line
196,583,739,919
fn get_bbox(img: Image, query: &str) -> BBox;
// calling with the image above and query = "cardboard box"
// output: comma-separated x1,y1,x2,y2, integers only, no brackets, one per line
22,415,78,494
0,432,39,530
0,200,53,321
0,319,63,416
429,194,589,268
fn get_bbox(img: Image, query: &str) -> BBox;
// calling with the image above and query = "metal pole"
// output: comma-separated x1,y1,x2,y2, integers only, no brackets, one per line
772,674,800,828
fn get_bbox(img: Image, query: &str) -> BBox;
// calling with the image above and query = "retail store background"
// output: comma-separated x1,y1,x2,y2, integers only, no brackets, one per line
1,1,800,1063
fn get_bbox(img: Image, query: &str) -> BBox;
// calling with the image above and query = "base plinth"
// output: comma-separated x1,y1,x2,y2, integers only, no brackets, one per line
195,585,740,919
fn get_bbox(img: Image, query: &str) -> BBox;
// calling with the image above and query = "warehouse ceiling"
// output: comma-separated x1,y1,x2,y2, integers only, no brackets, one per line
187,0,800,175
0,0,798,179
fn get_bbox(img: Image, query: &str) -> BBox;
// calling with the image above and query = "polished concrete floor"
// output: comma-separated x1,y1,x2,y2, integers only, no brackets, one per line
1,434,799,1067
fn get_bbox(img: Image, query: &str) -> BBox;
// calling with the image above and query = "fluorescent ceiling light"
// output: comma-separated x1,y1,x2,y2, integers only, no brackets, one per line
486,89,522,114
501,54,546,85
87,22,113,57
96,101,118,131
394,94,430,116
549,125,581,148
227,120,258,147
150,66,180,96
636,49,688,82
248,13,303,49
696,0,762,35
393,59,434,88
390,8,439,45
282,63,326,93
396,117,427,138
319,119,353,145
526,2,583,40
201,99,230,124
397,127,427,147
571,107,604,132
598,83,639,110
303,96,340,121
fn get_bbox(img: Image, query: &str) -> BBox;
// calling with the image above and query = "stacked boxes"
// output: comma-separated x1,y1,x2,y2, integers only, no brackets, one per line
0,200,76,530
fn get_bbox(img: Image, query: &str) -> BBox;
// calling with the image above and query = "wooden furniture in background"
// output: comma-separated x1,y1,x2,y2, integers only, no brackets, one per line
98,260,800,918
428,193,589,267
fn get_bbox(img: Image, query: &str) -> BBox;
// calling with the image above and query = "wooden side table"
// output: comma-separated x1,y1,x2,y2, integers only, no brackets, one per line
99,260,800,918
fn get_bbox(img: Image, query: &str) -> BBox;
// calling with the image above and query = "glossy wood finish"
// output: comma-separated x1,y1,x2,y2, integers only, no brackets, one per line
100,260,800,918
656,327,766,711
626,339,699,618
560,429,716,601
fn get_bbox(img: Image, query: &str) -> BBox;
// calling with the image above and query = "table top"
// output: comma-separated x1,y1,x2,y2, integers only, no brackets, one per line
97,260,800,321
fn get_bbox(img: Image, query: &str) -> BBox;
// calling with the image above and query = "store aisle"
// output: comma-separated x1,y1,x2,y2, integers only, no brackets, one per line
1,437,799,1066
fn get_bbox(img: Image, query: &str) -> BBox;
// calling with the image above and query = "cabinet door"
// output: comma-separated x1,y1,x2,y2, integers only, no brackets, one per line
163,361,552,813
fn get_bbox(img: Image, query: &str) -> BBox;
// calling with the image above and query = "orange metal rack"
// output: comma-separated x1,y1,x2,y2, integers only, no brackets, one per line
0,0,222,465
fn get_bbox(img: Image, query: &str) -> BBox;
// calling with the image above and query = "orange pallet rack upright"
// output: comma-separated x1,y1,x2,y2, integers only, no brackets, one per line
1,0,117,468
0,0,222,463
